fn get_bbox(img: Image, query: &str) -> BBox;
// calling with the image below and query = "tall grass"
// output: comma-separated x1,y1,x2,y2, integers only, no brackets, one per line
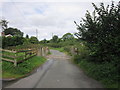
77,60,119,88
72,44,119,88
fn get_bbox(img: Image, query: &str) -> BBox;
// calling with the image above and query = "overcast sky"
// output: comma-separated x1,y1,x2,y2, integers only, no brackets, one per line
0,0,119,40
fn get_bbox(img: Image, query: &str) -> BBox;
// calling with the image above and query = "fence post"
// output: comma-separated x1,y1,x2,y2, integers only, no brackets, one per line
24,51,26,59
40,47,42,56
42,47,44,56
14,53,17,66
44,47,46,56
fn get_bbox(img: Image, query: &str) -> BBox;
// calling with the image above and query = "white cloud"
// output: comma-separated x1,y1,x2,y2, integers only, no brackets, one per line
1,1,119,40
1,0,119,2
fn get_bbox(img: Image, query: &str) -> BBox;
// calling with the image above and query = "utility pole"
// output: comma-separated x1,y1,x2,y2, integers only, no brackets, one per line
52,33,53,38
36,29,38,39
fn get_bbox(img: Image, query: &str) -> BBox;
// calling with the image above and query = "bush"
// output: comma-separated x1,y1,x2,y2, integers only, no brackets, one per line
47,43,61,48
2,36,24,48
78,60,119,88
74,2,120,63
73,55,81,64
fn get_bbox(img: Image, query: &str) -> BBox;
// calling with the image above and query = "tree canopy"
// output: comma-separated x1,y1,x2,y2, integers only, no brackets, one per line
52,35,59,43
4,27,24,37
29,36,39,44
74,2,120,62
26,34,29,39
62,33,74,41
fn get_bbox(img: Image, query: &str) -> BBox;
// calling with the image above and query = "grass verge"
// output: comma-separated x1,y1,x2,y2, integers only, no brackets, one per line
2,56,46,79
76,60,119,88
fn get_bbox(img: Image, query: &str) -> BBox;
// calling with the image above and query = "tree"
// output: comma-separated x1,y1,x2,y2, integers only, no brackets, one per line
4,27,23,37
26,34,29,39
62,33,74,41
29,36,39,44
0,19,8,31
74,2,120,62
52,35,59,43
2,36,24,48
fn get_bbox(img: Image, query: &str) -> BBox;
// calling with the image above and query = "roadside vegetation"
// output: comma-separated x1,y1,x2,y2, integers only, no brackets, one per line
40,2,119,88
2,56,46,78
0,19,47,79
0,1,119,88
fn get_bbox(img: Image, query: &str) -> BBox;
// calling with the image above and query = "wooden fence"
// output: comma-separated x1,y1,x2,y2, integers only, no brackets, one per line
0,46,50,66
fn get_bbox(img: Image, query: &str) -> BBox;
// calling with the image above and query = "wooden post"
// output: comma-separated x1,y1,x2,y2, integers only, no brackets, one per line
46,47,48,55
37,47,42,56
44,47,46,56
41,47,42,56
14,53,17,66
36,47,38,55
41,47,43,56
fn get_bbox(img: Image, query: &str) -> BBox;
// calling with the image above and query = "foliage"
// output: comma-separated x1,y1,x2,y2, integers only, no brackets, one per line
26,34,29,39
29,36,39,44
78,60,119,88
74,2,120,63
2,36,24,48
62,33,74,41
2,56,46,78
73,43,89,63
40,39,50,44
47,43,62,48
4,27,24,37
73,2,120,88
51,35,59,43
23,38,31,45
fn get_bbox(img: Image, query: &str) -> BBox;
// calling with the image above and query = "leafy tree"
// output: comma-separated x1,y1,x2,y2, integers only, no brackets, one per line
52,35,59,43
29,36,39,44
40,39,50,44
2,36,24,48
26,34,29,39
62,33,74,41
74,2,120,62
4,27,23,37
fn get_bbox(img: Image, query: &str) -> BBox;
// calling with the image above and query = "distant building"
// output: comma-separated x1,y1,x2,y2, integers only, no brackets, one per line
1,32,13,37
5,34,13,37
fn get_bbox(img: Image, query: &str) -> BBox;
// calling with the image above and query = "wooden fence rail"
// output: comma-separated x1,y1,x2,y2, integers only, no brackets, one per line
0,46,50,66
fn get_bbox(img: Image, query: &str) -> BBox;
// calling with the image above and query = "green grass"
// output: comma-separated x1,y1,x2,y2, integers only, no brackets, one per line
2,56,46,78
77,60,119,88
50,47,70,55
50,47,65,52
47,51,51,55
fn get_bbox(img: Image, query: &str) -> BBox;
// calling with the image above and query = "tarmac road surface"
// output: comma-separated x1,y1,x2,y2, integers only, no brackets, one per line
3,50,103,88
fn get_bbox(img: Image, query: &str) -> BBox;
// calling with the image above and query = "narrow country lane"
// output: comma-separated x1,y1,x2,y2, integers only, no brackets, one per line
3,50,103,88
